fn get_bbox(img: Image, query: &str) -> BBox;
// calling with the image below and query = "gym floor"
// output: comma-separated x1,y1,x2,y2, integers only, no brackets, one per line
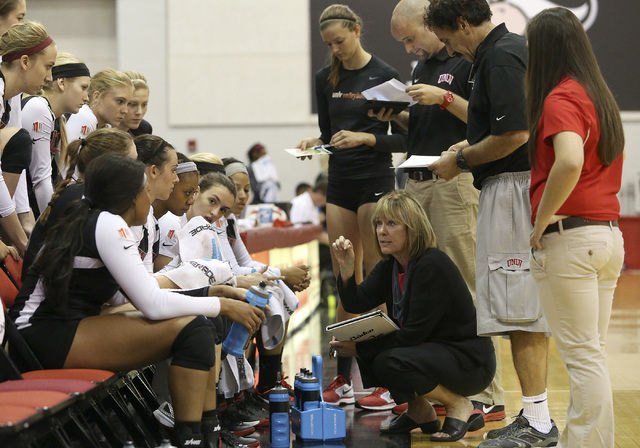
251,269,640,447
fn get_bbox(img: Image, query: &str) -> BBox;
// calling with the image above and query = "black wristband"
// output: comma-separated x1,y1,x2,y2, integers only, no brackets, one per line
456,149,470,170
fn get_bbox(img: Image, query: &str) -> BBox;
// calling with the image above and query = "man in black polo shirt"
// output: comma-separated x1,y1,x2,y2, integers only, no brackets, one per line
373,0,505,423
426,1,558,446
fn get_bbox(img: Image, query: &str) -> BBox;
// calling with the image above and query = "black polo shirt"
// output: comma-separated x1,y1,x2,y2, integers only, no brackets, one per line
467,23,529,189
408,47,472,157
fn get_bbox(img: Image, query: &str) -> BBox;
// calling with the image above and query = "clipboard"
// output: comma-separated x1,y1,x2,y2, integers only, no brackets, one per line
362,100,410,115
326,310,399,342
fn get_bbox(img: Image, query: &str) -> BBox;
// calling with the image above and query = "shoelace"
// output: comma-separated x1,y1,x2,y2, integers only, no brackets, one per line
325,375,347,391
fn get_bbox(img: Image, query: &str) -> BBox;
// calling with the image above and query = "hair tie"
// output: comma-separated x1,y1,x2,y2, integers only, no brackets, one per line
225,161,249,178
82,195,93,207
3,36,54,61
79,138,86,149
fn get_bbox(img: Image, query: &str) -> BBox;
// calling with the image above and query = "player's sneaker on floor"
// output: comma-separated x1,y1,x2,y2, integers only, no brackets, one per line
392,402,446,416
480,410,559,447
472,400,507,422
221,429,259,448
323,374,355,406
356,387,396,411
153,401,175,428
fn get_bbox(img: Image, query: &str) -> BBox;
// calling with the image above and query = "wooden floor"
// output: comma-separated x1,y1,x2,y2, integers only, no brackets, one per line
273,270,640,447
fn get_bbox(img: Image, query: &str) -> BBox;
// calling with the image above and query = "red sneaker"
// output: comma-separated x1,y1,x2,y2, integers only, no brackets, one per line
356,387,396,411
322,374,355,406
471,401,506,422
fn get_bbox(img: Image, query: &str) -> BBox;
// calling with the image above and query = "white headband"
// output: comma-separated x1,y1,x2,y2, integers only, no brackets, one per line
176,162,198,175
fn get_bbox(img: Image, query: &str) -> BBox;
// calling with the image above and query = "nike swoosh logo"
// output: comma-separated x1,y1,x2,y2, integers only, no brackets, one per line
496,115,506,121
162,243,173,247
374,192,384,196
482,404,494,413
369,76,379,80
123,244,134,250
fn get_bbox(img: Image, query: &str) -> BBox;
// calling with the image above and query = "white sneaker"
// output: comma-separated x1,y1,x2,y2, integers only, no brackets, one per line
323,374,355,406
153,401,175,428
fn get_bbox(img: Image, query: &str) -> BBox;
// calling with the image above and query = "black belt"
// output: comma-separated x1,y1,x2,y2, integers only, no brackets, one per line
407,170,436,182
543,216,618,235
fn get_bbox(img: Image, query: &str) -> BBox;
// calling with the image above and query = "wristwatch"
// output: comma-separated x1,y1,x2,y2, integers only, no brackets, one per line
440,90,454,110
456,149,470,170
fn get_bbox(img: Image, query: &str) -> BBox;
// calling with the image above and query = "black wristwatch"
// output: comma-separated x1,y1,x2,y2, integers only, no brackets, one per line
456,149,470,170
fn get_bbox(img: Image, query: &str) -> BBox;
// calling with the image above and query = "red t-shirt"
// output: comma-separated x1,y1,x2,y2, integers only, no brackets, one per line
530,77,622,224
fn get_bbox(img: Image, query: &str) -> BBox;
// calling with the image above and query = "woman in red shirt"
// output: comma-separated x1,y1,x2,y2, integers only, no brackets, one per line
526,8,625,448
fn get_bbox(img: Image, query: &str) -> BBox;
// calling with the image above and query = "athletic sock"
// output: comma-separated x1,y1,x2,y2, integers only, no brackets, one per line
336,355,352,382
522,390,553,434
175,420,203,447
256,353,282,394
201,410,221,448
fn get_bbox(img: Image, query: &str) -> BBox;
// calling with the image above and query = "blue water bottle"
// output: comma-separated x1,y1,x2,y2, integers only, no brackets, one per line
222,281,270,357
299,372,321,410
270,371,290,448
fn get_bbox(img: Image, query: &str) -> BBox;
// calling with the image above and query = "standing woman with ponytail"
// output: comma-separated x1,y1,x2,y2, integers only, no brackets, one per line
22,53,90,217
0,20,56,253
65,68,132,144
527,9,625,447
295,4,406,407
22,128,136,275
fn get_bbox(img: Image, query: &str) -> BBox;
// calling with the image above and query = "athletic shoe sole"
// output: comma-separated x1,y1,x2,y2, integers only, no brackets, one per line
355,401,397,411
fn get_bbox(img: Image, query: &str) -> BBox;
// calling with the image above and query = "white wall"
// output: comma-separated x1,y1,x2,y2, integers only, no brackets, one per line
27,0,640,206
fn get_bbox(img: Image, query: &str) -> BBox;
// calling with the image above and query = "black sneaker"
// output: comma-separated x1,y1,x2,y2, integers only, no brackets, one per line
219,428,258,448
223,392,269,427
471,400,506,422
479,410,559,447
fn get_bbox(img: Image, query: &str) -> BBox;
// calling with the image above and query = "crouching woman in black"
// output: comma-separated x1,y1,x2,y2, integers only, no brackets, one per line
330,190,495,442
10,153,266,448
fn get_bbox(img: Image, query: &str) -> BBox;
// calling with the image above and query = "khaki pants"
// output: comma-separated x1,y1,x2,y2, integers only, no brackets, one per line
406,173,503,406
531,224,624,448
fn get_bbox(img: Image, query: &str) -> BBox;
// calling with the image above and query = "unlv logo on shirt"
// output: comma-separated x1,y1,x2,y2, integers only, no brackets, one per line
33,121,43,132
81,125,89,136
437,74,454,85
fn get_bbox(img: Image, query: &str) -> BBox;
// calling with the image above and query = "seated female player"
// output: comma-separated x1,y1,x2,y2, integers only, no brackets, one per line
10,153,266,448
330,190,495,442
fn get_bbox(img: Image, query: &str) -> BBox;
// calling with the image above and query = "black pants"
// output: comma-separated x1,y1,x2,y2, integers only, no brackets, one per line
358,342,496,404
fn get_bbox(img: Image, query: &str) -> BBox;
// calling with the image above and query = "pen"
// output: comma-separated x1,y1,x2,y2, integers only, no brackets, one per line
307,144,334,151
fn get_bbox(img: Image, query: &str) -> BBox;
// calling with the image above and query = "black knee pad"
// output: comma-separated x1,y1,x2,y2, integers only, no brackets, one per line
170,315,216,371
1,128,32,173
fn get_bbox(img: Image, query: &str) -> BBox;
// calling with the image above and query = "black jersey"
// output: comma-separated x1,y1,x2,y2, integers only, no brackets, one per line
467,24,529,189
408,48,471,157
12,210,220,329
22,183,85,276
315,55,407,181
129,119,152,137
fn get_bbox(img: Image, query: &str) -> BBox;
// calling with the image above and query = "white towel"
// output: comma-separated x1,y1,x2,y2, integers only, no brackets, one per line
177,216,225,262
163,258,236,289
219,354,255,399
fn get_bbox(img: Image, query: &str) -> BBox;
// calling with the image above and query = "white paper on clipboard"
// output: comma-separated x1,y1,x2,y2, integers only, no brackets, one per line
397,155,440,169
